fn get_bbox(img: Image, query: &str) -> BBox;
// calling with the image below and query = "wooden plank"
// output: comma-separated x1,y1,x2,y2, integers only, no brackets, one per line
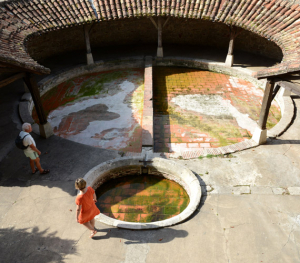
257,70,300,80
23,73,47,125
258,80,275,130
149,17,157,29
271,84,280,101
158,17,162,48
0,73,26,88
227,30,235,55
0,68,21,73
276,80,300,96
84,25,92,54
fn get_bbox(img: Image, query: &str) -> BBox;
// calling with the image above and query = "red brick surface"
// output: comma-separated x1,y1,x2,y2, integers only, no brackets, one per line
153,67,281,153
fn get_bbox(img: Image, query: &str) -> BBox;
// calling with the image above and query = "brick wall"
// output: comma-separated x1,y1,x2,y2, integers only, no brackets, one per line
27,17,283,62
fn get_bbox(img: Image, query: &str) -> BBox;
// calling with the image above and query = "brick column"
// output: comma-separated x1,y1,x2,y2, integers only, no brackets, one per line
142,56,153,147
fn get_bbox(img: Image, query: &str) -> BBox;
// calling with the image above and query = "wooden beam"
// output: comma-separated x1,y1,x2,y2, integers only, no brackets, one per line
258,79,275,130
163,17,170,28
149,17,158,29
227,31,235,55
157,17,163,57
0,68,21,73
23,73,47,125
0,72,26,88
256,70,300,80
84,25,92,54
158,17,162,48
276,80,300,96
271,84,280,101
84,25,94,65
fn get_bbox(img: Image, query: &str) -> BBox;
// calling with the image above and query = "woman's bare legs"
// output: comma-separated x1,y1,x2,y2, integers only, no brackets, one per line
83,221,94,231
83,219,97,237
90,218,95,230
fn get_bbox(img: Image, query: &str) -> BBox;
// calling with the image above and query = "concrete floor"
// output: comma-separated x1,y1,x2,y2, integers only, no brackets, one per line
0,46,299,263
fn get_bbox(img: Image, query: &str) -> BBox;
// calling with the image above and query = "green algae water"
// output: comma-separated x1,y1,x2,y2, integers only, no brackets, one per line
96,175,190,223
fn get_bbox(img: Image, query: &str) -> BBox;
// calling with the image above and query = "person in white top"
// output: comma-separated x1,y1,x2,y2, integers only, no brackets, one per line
20,123,50,175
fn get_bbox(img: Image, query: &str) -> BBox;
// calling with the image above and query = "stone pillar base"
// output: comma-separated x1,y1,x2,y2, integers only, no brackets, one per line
252,127,267,145
225,54,234,67
87,53,94,65
157,47,163,58
39,122,54,138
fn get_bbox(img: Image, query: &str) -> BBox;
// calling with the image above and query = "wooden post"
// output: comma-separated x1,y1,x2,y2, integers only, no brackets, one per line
252,79,275,144
84,25,94,65
258,79,275,130
23,73,53,138
157,17,163,57
23,73,47,125
225,27,235,67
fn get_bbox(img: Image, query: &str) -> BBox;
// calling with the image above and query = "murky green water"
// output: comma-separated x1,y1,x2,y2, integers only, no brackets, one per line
96,174,190,223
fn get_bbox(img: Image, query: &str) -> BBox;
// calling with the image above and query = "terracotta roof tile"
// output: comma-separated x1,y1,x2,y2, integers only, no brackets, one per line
1,0,300,76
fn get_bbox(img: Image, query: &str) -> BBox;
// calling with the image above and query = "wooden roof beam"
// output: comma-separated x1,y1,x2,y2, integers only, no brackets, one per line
0,72,26,88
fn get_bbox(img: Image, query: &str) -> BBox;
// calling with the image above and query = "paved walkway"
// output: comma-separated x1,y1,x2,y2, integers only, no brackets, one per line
0,46,299,263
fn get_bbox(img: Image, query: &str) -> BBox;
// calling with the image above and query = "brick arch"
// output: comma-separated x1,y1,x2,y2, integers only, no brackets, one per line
1,0,300,77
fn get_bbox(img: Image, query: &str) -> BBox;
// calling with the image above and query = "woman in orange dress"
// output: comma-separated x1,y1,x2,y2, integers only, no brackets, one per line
75,178,100,238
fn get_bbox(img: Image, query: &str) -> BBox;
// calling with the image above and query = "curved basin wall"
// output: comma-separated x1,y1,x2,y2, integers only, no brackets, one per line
83,157,202,229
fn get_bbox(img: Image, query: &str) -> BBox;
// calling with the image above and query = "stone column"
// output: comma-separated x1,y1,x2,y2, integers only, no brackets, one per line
252,79,275,144
157,17,163,58
84,25,94,65
225,28,235,67
23,73,53,138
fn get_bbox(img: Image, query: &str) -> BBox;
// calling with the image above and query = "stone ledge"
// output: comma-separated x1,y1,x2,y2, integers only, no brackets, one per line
200,186,300,195
268,95,294,137
37,56,145,97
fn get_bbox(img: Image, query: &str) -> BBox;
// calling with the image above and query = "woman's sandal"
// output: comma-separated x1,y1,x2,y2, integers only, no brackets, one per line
32,168,38,174
40,169,50,175
90,229,97,238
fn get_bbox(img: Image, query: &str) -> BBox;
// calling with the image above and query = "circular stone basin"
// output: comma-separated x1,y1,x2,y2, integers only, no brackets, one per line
96,174,190,223
33,68,144,152
83,157,201,229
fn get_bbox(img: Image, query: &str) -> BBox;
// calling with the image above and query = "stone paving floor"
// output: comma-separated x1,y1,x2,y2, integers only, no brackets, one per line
96,175,189,223
1,47,299,263
153,67,281,153
33,69,144,152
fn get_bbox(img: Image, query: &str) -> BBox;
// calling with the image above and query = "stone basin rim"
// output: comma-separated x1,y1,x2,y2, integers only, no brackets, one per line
82,156,202,229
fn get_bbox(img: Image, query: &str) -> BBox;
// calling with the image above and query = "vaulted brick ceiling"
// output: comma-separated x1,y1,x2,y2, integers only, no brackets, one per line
1,0,300,78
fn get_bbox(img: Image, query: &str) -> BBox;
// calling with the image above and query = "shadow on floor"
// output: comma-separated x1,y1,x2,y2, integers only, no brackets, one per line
0,227,77,263
0,134,119,195
92,226,188,244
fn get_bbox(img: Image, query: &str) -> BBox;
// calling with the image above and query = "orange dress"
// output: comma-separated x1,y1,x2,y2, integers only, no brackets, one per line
75,187,100,224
